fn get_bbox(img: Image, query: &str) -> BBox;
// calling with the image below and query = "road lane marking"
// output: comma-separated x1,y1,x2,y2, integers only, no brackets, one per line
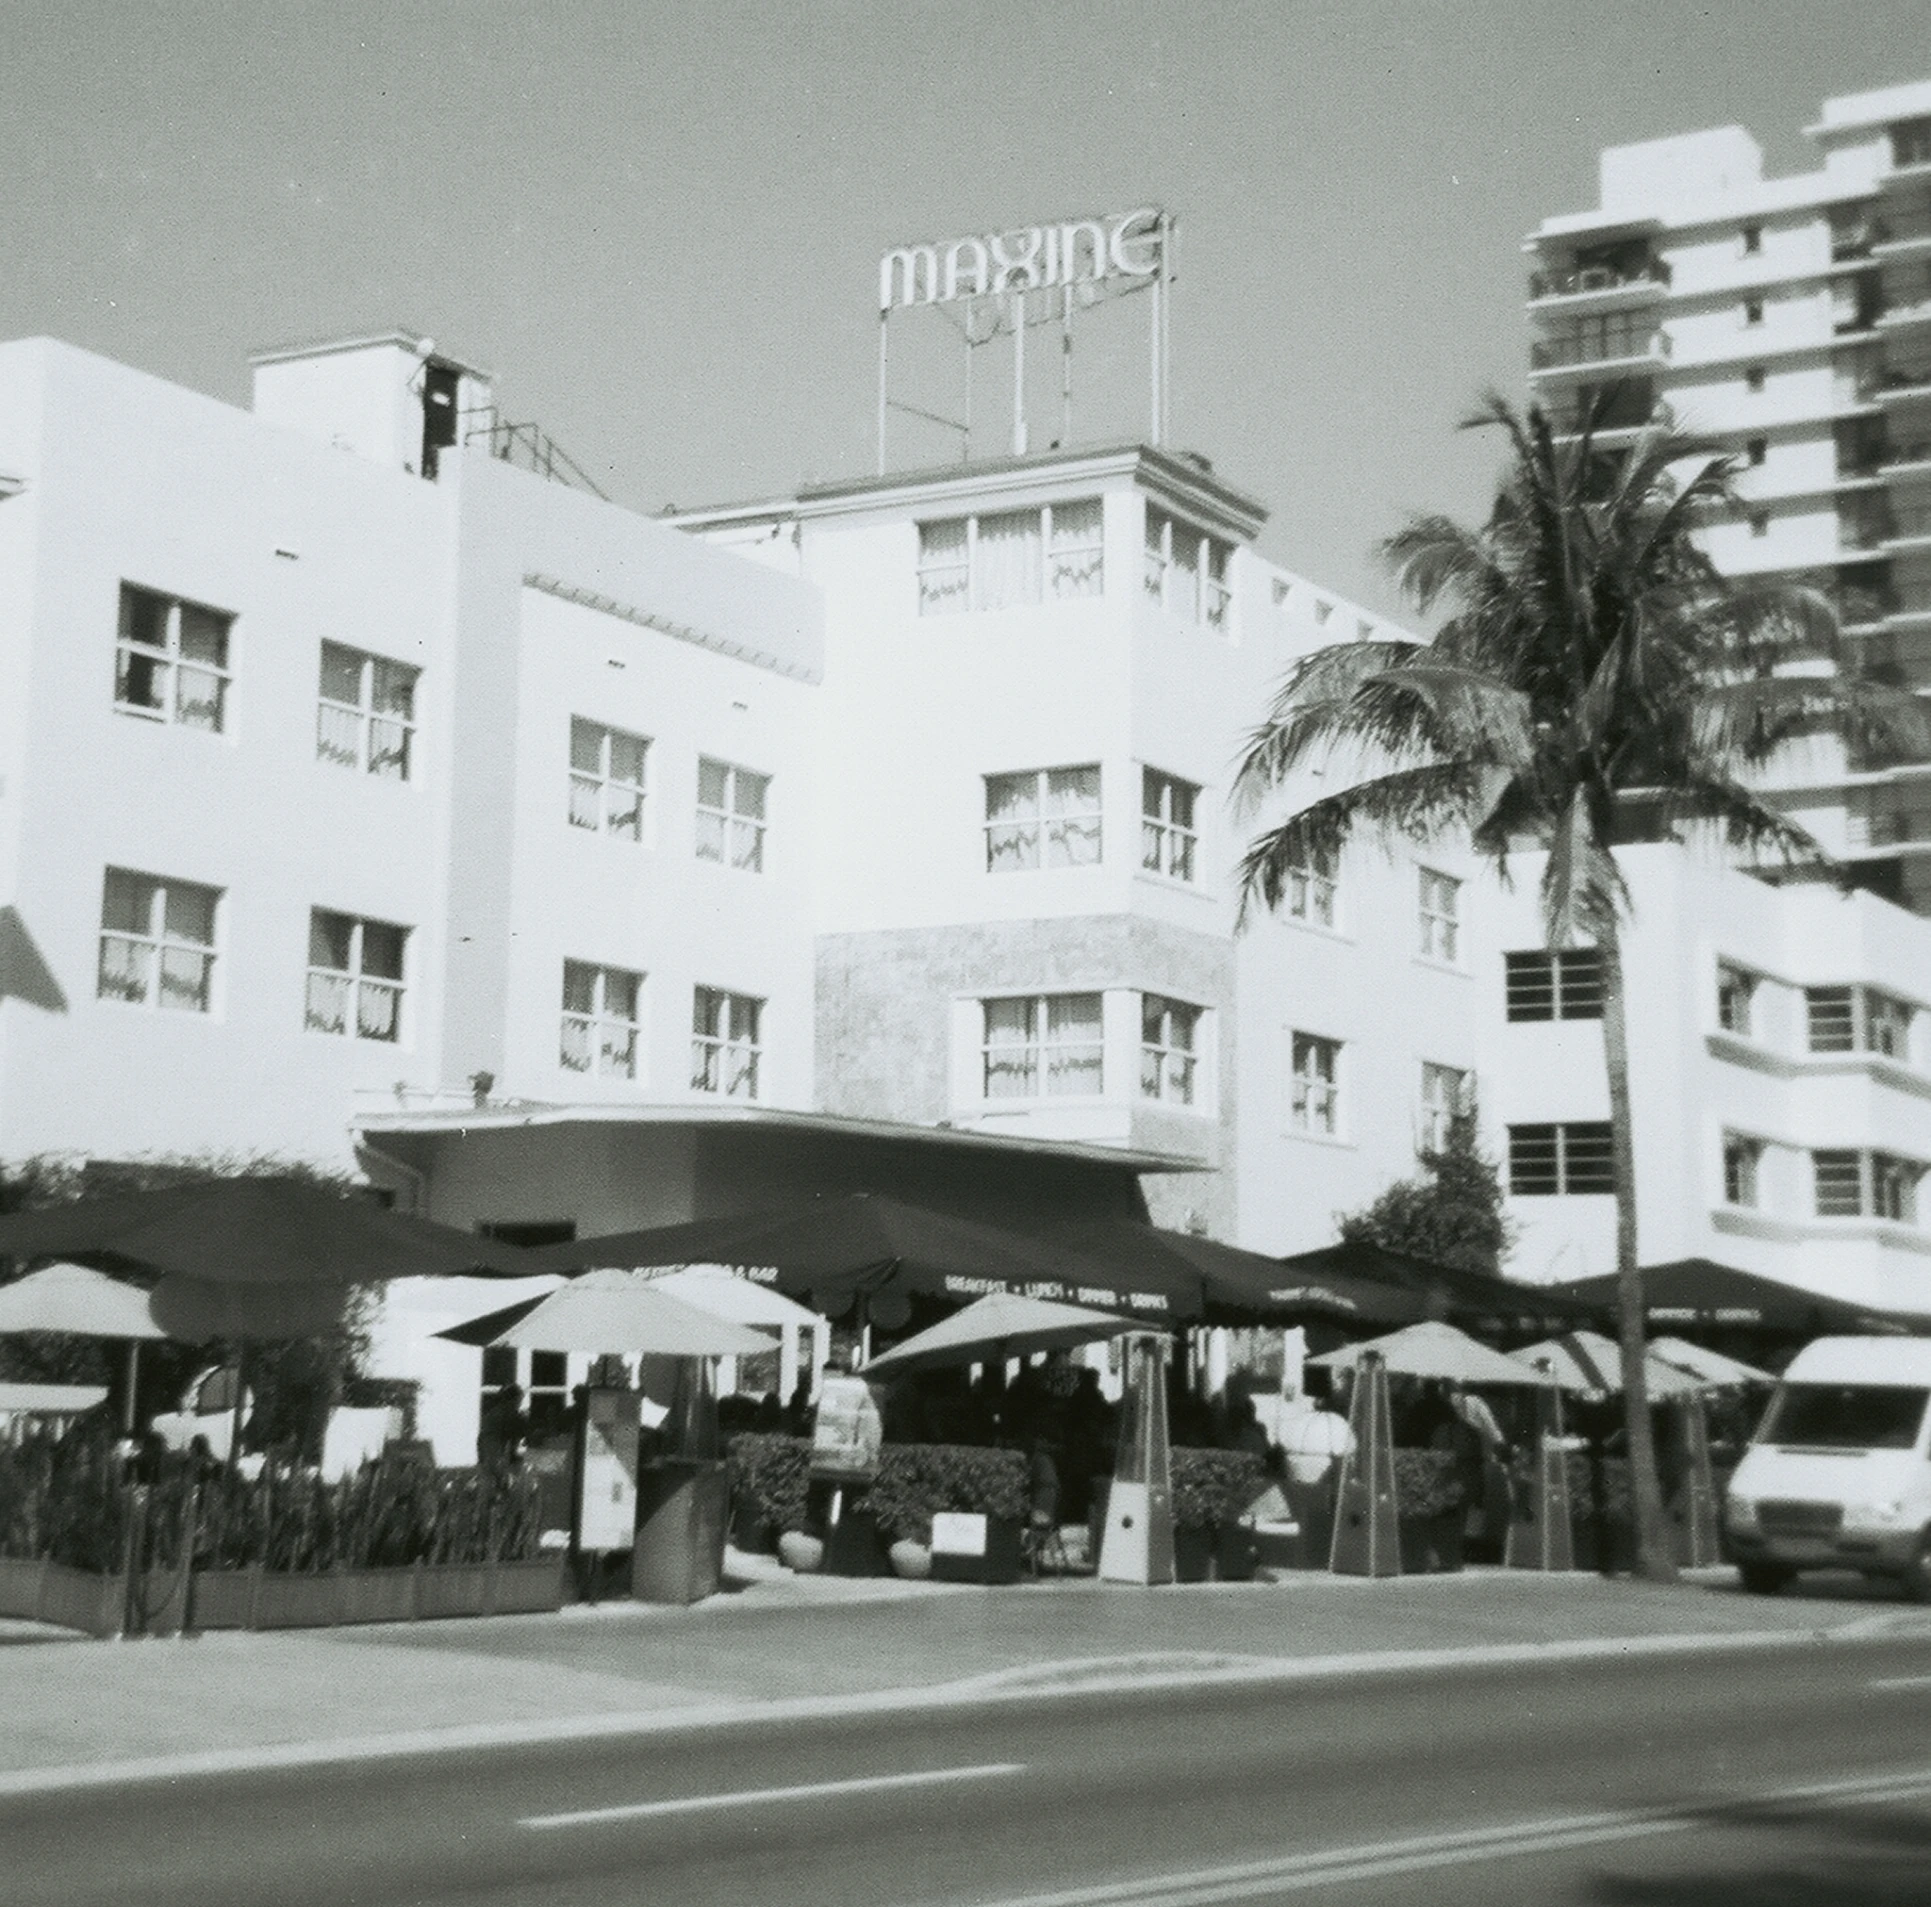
1869,1673,1931,1690
935,1765,1931,1907
519,1760,1025,1830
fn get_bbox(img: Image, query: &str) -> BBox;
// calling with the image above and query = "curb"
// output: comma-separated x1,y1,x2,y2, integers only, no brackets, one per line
4,1614,1929,1801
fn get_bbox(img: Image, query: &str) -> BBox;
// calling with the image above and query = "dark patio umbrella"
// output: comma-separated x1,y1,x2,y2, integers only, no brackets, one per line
1275,1241,1595,1329
1548,1259,1917,1337
1037,1218,1420,1327
521,1192,1199,1325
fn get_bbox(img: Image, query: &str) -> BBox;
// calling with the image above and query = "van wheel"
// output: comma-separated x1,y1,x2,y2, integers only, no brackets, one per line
1901,1535,1931,1605
1738,1560,1791,1595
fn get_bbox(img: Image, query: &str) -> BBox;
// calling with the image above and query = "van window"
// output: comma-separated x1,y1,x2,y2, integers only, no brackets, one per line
1758,1383,1929,1451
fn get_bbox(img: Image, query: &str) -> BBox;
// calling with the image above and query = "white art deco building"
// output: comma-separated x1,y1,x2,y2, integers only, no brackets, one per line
4,324,1931,1457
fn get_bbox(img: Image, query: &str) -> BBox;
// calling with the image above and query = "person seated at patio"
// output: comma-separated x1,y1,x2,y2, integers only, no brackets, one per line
477,1383,527,1469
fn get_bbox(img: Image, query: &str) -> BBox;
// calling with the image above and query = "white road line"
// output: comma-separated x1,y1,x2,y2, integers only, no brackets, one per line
519,1760,1025,1830
1869,1673,1931,1690
934,1766,1931,1907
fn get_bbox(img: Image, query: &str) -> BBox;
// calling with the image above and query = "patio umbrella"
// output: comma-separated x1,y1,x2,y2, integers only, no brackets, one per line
1547,1258,1914,1336
437,1269,774,1357
1276,1241,1594,1328
861,1291,1147,1380
1035,1219,1417,1326
1507,1329,1706,1400
1647,1336,1777,1389
1309,1320,1557,1388
640,1265,823,1331
0,1262,166,1433
522,1192,1187,1324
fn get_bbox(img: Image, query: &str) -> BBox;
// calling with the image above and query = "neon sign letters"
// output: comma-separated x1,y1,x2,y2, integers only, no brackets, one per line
879,207,1164,312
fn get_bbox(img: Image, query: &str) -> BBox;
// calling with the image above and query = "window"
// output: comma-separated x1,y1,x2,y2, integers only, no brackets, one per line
916,500,1104,614
1290,1032,1340,1135
527,1350,571,1441
317,642,417,779
115,584,232,732
691,987,762,1097
1144,508,1232,629
982,994,1104,1099
1140,769,1198,882
1744,297,1763,327
1313,599,1333,626
1285,843,1338,929
1807,985,1915,1059
306,910,406,1042
1505,948,1604,1021
1723,1133,1762,1207
1509,1123,1614,1195
1716,963,1757,1037
1747,437,1767,467
568,718,648,839
1741,223,1762,255
97,868,218,1013
1750,512,1769,538
1140,995,1201,1105
1417,869,1461,962
1892,118,1931,170
696,758,769,871
561,961,642,1079
1420,1063,1473,1153
1745,365,1766,393
1761,1382,1929,1451
1813,1149,1922,1222
984,766,1102,872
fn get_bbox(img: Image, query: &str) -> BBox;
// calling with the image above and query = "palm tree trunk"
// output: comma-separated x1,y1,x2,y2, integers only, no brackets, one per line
1599,931,1676,1583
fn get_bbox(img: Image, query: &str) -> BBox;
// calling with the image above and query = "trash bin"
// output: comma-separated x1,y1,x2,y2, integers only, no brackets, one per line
631,1458,729,1604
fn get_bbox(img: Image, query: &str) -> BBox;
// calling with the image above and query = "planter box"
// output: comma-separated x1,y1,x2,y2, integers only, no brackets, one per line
0,1557,50,1625
248,1571,346,1630
1398,1512,1467,1575
1214,1523,1259,1583
1173,1525,1215,1583
930,1512,1024,1585
0,1557,129,1637
487,1558,567,1615
187,1568,261,1631
337,1566,423,1626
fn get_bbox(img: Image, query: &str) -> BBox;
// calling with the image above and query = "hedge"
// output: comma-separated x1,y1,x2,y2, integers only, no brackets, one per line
1169,1448,1268,1530
724,1435,1029,1544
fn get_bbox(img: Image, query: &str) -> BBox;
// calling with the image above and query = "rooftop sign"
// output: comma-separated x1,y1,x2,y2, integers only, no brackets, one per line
879,207,1165,311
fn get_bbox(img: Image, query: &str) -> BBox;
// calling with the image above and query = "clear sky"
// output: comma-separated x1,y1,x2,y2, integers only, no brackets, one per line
0,1,1916,616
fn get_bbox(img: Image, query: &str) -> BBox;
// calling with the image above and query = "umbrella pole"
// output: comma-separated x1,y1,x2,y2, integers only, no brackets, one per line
227,1342,248,1476
123,1339,140,1437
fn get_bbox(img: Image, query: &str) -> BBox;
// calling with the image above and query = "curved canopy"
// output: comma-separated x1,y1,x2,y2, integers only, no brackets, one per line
1310,1320,1557,1388
1547,1260,1915,1335
1508,1330,1705,1399
1277,1241,1594,1328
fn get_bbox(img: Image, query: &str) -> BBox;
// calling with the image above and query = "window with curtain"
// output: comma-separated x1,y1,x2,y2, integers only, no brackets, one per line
983,766,1101,870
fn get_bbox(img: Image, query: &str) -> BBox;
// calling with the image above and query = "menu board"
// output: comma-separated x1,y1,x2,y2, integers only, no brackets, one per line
577,1388,642,1552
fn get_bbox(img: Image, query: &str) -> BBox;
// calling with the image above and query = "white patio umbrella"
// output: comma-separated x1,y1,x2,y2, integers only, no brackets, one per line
1648,1336,1777,1389
861,1291,1147,1380
440,1268,776,1358
0,1262,167,1432
1310,1320,1558,1388
640,1265,823,1329
1507,1329,1705,1400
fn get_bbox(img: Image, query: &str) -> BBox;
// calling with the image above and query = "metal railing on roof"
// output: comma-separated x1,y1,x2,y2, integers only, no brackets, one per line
462,411,608,500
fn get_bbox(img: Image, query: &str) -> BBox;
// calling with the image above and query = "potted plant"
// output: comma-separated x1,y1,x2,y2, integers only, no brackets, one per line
868,1445,1028,1584
1394,1448,1468,1573
1170,1449,1268,1582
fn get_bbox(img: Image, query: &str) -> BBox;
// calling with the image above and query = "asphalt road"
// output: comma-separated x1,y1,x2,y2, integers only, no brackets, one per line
8,1633,1931,1907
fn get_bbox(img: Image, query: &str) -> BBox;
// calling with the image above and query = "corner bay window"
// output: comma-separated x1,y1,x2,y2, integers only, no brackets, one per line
1814,1149,1922,1223
1140,996,1201,1105
1509,1122,1614,1195
1723,1133,1763,1207
116,584,232,732
318,642,418,779
917,500,1103,614
985,766,1101,871
1806,985,1914,1060
691,987,762,1098
561,961,642,1079
97,868,218,1013
1717,963,1757,1037
696,758,769,871
1505,948,1604,1021
1140,769,1198,882
569,718,648,839
1290,1032,1340,1135
306,910,406,1042
1144,508,1231,628
983,994,1103,1098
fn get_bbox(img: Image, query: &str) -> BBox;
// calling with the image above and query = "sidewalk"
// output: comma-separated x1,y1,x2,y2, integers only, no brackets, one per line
5,1555,1929,1790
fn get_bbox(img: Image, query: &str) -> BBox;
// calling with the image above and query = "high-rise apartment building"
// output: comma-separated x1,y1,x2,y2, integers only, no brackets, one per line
1526,78,1931,909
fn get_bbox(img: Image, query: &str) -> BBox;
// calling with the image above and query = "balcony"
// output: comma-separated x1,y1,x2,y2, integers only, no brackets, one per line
1529,329,1668,377
1548,384,1665,439
1527,260,1670,305
1884,504,1931,552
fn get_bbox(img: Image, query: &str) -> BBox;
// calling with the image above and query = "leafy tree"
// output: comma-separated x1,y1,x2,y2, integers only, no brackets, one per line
1338,1117,1515,1278
1234,395,1929,1581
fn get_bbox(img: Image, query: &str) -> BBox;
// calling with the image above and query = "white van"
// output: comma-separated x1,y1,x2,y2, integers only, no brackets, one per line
1724,1336,1931,1599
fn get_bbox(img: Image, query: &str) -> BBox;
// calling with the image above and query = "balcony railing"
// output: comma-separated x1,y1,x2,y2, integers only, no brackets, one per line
1530,329,1668,373
1528,261,1670,300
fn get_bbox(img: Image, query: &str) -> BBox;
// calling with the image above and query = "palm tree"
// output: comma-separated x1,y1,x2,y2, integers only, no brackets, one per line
1235,395,1929,1582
